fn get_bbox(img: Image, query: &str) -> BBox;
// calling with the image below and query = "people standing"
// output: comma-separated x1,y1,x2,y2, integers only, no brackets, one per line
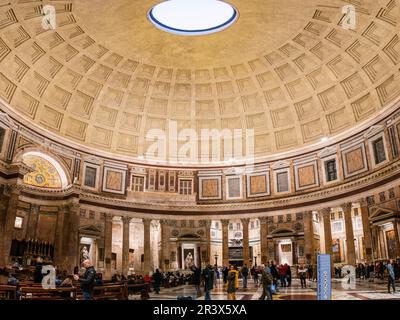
33,257,44,284
279,264,287,287
73,259,96,300
259,265,273,300
222,266,229,284
191,265,202,297
285,263,292,287
202,264,214,300
251,266,259,286
385,260,396,294
241,264,249,289
153,268,163,294
226,265,239,300
298,264,307,288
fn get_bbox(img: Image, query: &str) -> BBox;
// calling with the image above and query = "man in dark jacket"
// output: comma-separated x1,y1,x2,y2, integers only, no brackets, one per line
73,259,96,300
241,264,249,288
191,265,202,297
153,269,163,294
33,257,44,283
202,264,214,300
259,265,273,300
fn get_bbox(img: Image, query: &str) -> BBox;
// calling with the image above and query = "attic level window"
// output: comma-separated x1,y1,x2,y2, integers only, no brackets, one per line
148,0,238,36
372,137,386,165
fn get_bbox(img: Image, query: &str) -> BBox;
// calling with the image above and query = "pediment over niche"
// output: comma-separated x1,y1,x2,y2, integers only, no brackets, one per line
369,206,396,220
79,224,102,235
318,146,337,158
364,125,384,139
271,160,290,170
0,111,17,130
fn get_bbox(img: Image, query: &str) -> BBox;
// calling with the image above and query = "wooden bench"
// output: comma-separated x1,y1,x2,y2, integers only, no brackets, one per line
92,284,126,300
20,286,77,300
0,285,17,300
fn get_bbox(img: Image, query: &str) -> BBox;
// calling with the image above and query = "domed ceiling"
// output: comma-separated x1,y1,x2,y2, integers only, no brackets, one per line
0,0,399,164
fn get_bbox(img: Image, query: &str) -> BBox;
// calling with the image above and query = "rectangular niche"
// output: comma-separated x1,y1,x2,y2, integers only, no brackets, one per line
246,172,270,197
274,169,291,194
341,142,368,178
226,176,243,200
367,132,389,168
294,160,319,191
198,175,222,200
83,162,100,190
322,155,339,184
102,166,127,194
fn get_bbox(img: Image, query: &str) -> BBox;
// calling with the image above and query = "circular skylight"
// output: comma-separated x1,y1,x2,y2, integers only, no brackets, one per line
148,0,238,36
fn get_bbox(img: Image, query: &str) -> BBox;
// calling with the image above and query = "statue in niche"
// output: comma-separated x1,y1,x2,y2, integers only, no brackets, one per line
81,246,90,262
185,252,194,269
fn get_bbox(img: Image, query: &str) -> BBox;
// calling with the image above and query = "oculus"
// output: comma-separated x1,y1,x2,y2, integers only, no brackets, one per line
148,0,238,36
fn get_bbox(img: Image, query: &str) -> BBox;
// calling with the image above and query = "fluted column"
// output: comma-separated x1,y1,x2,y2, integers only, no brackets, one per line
241,218,250,266
160,219,171,271
0,190,8,267
1,188,19,267
54,205,68,267
341,203,356,265
26,204,40,239
104,213,113,279
393,220,400,258
121,216,132,276
303,211,315,264
321,208,333,255
359,198,373,262
221,220,229,267
143,218,152,274
260,218,269,264
205,220,212,264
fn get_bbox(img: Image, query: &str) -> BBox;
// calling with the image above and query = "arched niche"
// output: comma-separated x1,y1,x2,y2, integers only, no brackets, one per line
22,151,69,189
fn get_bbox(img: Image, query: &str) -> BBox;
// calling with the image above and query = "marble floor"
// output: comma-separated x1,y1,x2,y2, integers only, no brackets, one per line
145,278,400,300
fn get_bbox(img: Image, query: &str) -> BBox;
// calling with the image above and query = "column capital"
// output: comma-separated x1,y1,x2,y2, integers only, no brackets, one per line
359,198,368,207
221,219,230,227
241,218,250,226
102,212,113,221
340,202,353,213
303,211,313,219
319,207,331,217
121,216,132,225
259,217,268,224
142,218,152,226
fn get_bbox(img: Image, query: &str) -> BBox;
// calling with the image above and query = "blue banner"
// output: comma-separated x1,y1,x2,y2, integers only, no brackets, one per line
317,254,332,300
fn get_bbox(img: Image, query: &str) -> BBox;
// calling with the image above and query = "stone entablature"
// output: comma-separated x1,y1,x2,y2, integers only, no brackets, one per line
0,103,399,213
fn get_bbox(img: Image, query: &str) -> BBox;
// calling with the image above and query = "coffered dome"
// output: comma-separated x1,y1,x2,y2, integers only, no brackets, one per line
0,0,399,165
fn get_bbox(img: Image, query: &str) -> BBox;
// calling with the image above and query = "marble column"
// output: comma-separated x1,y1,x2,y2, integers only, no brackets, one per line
321,208,333,255
26,204,40,240
320,207,334,274
341,202,356,265
303,211,315,264
54,205,68,268
221,220,229,267
260,218,269,264
205,220,212,265
393,220,400,258
359,198,373,262
241,218,250,266
1,189,19,267
143,218,152,274
104,213,113,279
121,216,132,276
0,190,9,267
160,219,171,271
